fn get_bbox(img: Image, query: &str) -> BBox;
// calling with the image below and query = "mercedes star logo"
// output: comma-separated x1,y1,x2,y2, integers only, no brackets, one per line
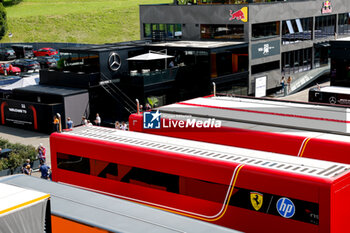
329,96,337,104
108,52,121,71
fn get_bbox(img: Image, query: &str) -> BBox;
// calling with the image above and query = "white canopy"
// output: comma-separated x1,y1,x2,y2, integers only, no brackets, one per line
0,76,39,90
127,52,174,61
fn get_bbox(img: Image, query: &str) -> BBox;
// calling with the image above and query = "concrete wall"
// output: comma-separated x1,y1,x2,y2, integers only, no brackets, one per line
140,0,350,27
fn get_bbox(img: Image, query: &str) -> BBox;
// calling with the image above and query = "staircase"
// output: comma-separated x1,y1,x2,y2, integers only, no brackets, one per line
288,64,330,95
99,74,137,114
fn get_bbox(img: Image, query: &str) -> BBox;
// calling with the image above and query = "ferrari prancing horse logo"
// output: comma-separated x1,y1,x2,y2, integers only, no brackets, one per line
250,192,263,211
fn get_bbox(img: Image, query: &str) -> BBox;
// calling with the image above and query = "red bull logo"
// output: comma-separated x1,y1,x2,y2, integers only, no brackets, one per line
321,1,332,14
229,7,248,22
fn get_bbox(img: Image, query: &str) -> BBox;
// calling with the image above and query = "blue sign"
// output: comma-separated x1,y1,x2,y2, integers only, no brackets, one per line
143,110,161,129
276,197,295,218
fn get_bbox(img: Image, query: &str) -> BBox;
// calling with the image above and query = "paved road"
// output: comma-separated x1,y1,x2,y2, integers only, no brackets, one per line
280,81,330,102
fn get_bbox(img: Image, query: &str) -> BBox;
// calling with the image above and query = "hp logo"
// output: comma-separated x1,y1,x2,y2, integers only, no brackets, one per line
276,197,295,218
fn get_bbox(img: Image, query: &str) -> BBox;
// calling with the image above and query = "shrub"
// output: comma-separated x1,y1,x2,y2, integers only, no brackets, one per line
0,138,9,148
0,138,37,171
0,3,7,39
0,158,9,170
7,152,22,171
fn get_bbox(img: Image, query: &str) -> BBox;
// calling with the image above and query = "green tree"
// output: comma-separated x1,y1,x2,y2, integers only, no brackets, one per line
0,3,7,39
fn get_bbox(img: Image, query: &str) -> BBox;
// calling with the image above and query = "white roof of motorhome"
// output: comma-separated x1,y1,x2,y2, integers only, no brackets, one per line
318,86,350,95
0,183,49,216
335,36,350,41
61,126,350,179
0,175,242,233
156,95,350,135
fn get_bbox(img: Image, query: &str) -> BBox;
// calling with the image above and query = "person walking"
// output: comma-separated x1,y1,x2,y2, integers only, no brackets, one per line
120,121,127,131
287,76,293,93
66,117,73,129
53,115,59,132
37,143,46,163
95,113,101,126
115,121,121,129
82,116,88,126
280,76,285,94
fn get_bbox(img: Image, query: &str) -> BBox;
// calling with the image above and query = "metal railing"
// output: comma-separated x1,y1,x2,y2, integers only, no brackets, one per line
130,67,178,86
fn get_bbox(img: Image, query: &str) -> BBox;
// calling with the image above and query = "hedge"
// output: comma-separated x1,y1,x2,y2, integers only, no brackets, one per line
0,138,37,171
0,3,7,39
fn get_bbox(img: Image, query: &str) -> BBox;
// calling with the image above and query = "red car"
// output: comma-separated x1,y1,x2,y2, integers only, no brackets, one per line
0,63,21,75
33,47,58,57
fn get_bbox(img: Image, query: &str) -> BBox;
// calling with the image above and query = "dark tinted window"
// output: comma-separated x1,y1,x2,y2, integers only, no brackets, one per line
315,14,336,38
57,153,90,174
252,21,280,39
251,61,280,74
121,167,179,193
56,152,228,203
200,24,244,40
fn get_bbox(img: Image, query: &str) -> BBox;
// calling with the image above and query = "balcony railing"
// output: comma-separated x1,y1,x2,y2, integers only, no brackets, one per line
129,67,179,86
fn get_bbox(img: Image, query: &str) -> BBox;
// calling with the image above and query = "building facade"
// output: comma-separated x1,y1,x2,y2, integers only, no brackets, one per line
140,0,350,94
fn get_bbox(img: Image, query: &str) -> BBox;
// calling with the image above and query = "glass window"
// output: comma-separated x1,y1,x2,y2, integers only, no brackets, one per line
282,48,312,75
167,24,174,38
315,15,336,39
57,153,90,174
252,21,280,39
56,152,229,203
144,24,152,38
200,24,244,40
59,52,100,73
314,45,330,68
338,13,350,35
143,24,182,40
251,61,280,74
282,17,313,45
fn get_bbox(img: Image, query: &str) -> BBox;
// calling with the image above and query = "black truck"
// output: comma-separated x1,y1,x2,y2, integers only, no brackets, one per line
11,44,34,59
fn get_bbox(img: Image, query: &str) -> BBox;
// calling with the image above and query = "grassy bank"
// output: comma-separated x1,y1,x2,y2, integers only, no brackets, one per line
2,0,171,44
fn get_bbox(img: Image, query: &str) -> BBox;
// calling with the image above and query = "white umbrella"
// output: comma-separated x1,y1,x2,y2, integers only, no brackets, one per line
127,52,174,61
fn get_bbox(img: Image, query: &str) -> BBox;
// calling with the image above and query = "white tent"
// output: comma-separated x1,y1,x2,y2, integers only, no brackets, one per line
0,76,39,91
127,52,174,61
